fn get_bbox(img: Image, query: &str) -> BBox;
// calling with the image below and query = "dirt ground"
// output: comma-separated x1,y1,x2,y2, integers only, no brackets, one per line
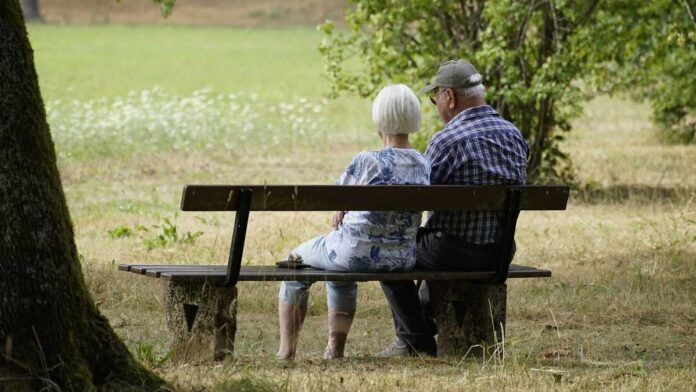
38,0,349,26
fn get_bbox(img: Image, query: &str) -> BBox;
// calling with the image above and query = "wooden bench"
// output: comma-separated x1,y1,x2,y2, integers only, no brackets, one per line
120,184,569,361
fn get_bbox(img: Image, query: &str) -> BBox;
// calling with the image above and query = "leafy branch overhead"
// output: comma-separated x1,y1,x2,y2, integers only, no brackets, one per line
320,0,696,182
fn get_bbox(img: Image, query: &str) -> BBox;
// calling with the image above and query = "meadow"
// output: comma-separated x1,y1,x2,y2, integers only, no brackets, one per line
28,24,696,391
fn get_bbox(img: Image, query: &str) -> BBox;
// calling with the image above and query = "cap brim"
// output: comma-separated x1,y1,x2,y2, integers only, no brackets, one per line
419,83,438,94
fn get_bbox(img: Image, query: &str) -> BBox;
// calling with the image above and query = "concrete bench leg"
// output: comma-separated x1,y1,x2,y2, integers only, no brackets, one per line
163,281,237,362
428,281,506,358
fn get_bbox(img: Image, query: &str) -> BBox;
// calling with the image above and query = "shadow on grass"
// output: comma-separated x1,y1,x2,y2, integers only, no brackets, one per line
209,376,288,392
573,184,694,204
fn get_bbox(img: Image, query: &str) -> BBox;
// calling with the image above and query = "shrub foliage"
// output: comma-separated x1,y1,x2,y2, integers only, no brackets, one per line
319,0,696,182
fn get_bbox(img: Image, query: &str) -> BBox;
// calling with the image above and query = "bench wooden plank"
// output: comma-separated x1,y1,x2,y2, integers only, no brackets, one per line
144,266,221,278
118,264,135,272
181,185,569,212
119,264,551,284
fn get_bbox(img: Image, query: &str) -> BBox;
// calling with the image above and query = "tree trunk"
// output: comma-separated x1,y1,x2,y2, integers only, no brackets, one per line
20,0,39,22
0,2,168,390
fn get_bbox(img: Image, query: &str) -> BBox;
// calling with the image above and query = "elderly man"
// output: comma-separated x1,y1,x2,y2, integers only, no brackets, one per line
377,60,529,357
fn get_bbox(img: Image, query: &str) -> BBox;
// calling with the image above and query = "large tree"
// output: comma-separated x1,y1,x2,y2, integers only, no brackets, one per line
0,1,169,390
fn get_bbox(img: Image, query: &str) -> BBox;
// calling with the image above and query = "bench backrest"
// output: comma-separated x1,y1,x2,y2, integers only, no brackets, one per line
181,185,569,211
180,185,570,287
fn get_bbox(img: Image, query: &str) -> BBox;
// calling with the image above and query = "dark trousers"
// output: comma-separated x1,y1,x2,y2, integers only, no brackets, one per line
380,228,512,354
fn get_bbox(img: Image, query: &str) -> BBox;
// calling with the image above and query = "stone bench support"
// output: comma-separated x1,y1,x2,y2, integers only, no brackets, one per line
160,279,506,362
429,281,507,357
163,281,237,362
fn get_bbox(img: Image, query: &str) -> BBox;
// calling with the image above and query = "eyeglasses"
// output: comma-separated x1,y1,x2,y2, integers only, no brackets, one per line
429,89,447,105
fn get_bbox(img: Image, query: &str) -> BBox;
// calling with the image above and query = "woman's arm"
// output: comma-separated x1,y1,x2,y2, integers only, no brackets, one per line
332,152,369,229
332,210,347,229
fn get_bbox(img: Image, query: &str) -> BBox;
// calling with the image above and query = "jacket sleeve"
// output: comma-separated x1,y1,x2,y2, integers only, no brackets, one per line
336,152,368,185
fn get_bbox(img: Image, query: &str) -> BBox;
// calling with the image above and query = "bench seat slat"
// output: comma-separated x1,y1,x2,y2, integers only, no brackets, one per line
119,264,550,284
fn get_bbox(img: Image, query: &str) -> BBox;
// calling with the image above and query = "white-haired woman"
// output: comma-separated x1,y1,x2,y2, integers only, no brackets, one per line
277,84,430,360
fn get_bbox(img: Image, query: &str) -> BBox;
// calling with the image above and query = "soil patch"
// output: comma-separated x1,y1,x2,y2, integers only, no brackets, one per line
38,0,349,27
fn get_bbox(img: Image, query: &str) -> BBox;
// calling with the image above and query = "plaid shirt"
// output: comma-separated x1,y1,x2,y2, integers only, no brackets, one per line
425,105,528,244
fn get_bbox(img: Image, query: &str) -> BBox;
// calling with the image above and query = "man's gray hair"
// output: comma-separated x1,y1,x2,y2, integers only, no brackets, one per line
454,73,485,99
372,84,421,134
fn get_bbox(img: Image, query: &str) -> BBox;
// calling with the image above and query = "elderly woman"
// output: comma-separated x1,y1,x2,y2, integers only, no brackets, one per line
277,84,430,360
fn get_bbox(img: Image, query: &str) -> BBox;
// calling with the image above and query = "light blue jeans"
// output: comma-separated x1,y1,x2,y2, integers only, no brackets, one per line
278,235,357,312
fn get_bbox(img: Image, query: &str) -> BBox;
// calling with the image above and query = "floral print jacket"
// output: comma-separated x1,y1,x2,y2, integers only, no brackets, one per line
324,147,430,272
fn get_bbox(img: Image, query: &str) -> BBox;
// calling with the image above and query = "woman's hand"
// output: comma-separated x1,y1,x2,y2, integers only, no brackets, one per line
332,211,347,229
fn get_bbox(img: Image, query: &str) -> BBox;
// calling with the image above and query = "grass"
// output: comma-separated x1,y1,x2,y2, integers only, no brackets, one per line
28,24,696,391
30,25,330,99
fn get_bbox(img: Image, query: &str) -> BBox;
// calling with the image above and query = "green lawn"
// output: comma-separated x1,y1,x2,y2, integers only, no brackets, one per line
28,24,696,391
31,24,329,99
31,24,372,161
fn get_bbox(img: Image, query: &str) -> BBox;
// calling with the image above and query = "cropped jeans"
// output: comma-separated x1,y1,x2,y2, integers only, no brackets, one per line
278,235,357,312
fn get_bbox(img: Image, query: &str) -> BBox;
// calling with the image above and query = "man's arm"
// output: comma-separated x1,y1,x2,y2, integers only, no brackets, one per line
425,136,457,185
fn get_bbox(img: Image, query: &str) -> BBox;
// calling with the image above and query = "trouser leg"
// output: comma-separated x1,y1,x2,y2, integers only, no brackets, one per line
417,280,438,337
324,281,357,358
379,280,436,354
414,228,440,337
383,228,441,351
277,281,311,359
326,280,357,313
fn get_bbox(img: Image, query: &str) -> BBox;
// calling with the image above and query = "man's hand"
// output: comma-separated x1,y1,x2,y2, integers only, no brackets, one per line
332,211,347,229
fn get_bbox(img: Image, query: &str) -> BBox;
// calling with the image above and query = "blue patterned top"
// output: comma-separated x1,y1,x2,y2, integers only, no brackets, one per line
324,148,430,272
425,105,528,244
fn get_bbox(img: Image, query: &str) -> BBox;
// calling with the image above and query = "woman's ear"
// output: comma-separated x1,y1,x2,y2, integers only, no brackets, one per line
377,130,384,139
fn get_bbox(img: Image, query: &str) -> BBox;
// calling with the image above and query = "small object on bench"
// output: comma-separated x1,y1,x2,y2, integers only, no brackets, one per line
275,261,310,269
119,184,569,361
275,253,308,269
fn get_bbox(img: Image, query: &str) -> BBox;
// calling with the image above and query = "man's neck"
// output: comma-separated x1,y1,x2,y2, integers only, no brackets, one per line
446,98,487,123
456,97,487,114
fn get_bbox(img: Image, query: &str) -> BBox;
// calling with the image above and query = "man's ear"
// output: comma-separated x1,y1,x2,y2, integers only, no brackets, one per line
447,89,456,110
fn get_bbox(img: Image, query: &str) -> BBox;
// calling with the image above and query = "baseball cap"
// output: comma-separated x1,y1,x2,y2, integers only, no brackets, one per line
420,60,482,94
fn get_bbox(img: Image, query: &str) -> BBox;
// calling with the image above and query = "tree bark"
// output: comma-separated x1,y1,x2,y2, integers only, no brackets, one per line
20,0,40,22
0,1,168,390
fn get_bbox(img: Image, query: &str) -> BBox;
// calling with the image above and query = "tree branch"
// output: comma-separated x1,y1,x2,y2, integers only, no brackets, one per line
684,0,696,29
579,0,601,27
549,1,560,49
515,0,537,50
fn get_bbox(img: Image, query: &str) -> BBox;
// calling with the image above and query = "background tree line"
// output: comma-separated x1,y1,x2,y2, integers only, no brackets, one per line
320,0,696,182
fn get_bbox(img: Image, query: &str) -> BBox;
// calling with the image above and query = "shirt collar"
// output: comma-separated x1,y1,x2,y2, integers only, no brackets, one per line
447,104,498,125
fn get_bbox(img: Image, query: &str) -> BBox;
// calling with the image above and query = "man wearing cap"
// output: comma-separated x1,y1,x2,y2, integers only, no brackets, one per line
376,60,529,357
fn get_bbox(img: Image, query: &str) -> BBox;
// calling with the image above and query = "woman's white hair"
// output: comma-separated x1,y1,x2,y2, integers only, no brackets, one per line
372,84,421,134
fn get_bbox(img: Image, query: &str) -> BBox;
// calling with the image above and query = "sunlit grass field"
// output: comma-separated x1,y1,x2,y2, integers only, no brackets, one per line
29,24,696,391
